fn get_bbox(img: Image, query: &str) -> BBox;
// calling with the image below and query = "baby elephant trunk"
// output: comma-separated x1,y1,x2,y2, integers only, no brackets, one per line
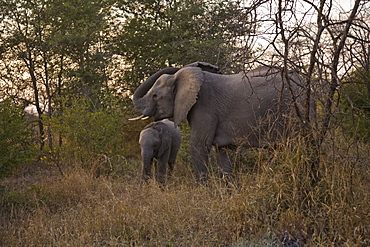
141,149,154,182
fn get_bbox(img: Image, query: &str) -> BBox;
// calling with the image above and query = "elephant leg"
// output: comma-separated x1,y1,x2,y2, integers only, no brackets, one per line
167,148,179,177
216,146,237,188
167,161,175,177
191,143,211,184
155,165,166,185
142,158,154,183
189,115,217,184
156,152,170,185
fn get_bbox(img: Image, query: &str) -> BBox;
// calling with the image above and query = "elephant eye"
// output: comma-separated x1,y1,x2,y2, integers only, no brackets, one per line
153,94,157,100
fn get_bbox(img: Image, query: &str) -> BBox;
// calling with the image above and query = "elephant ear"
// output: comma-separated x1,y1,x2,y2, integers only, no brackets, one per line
157,124,171,157
173,67,204,126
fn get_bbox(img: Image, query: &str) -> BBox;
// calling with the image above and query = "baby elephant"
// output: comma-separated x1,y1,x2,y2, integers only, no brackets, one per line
139,119,181,184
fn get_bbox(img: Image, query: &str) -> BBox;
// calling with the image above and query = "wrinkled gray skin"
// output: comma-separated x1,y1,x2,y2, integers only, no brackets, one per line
139,119,181,184
133,62,305,183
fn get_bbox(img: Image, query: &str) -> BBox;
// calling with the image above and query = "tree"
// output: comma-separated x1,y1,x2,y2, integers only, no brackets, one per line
338,7,370,140
242,0,367,182
0,0,115,150
114,0,255,91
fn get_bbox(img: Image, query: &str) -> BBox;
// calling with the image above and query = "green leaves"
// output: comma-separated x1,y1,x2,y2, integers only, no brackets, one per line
53,98,128,162
0,100,36,178
115,0,252,90
339,69,370,140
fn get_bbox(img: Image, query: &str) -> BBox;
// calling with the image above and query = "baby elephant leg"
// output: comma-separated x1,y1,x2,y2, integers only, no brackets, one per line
156,152,171,185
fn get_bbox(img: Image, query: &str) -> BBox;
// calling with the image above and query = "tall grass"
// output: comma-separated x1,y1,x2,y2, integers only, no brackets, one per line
1,134,369,246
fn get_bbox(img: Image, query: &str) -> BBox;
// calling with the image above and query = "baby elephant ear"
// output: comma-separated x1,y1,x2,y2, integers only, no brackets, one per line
173,67,204,126
157,126,171,157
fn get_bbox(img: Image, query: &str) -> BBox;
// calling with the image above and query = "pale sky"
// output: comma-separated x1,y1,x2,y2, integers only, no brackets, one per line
253,0,364,49
336,0,355,11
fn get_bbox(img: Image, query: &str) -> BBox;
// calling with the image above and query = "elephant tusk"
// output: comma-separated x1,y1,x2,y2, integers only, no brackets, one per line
128,115,145,121
141,116,150,120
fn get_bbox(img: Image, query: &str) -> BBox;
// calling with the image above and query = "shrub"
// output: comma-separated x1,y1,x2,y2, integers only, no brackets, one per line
52,98,142,176
338,70,370,140
0,100,36,179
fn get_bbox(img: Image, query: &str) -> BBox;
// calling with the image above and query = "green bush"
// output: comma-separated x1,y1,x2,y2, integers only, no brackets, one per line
339,69,370,140
53,98,137,175
0,100,36,178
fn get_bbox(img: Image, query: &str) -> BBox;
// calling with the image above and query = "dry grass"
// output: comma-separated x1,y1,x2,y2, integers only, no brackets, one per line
1,139,370,246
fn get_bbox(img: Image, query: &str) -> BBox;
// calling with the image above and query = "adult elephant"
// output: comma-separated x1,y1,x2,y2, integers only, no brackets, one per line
131,62,304,183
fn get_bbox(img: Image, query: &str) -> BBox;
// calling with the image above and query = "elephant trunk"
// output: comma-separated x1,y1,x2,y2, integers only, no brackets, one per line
141,149,154,181
133,67,180,114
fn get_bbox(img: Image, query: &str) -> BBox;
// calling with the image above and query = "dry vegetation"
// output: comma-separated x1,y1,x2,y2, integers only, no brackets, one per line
1,134,369,247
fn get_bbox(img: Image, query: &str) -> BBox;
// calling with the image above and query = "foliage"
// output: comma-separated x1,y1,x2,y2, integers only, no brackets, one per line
339,69,370,140
53,98,127,169
0,0,117,150
45,0,115,100
114,0,252,90
0,100,36,179
0,0,250,151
